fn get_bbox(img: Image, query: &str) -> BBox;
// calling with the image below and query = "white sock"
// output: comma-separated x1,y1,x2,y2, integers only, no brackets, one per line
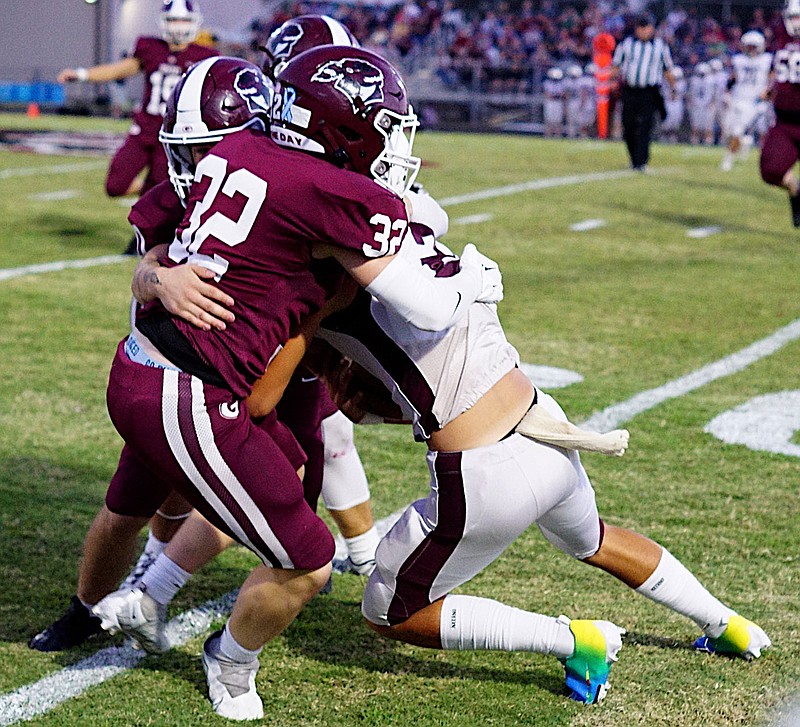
219,621,263,663
635,548,735,637
144,530,168,557
139,554,191,606
345,527,380,566
439,595,575,659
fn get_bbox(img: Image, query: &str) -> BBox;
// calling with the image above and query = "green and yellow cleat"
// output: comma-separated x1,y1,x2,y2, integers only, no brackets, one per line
558,615,625,704
693,614,771,661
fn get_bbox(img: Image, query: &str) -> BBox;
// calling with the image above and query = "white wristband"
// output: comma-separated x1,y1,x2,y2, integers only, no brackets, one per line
75,68,89,82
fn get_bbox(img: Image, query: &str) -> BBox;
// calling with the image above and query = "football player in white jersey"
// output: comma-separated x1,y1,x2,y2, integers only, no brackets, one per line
660,65,687,142
115,45,772,709
543,67,566,137
720,31,772,170
688,62,718,144
564,65,584,138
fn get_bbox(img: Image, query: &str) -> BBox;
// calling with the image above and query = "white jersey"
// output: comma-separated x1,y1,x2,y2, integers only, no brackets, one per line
318,224,519,441
730,52,772,102
661,76,687,132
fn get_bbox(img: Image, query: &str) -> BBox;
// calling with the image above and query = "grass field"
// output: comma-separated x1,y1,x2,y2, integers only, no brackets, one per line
0,111,799,726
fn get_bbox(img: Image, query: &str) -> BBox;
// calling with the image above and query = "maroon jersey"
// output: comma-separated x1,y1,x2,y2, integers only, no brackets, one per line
129,179,184,253
138,128,408,399
132,37,218,137
771,27,800,117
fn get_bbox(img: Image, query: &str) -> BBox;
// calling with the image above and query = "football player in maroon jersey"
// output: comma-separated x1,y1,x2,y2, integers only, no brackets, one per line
58,0,217,251
760,0,800,226
34,55,500,721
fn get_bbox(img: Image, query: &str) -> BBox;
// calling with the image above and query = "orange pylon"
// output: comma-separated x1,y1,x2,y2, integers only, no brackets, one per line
26,102,40,118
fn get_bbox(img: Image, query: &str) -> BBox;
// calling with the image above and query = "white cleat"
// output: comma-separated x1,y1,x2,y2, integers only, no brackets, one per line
92,587,169,654
202,631,264,721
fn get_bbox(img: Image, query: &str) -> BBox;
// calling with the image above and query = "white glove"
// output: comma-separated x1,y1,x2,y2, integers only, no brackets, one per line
460,243,503,304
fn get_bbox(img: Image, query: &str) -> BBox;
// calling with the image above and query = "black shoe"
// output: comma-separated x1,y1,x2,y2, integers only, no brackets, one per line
28,596,103,651
123,235,139,256
790,193,800,228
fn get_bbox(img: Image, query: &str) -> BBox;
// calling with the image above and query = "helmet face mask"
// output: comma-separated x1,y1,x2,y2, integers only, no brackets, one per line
159,57,271,201
272,46,421,197
160,0,202,45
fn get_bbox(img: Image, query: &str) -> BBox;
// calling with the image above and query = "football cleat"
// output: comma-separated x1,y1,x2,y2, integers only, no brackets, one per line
28,595,103,651
331,555,376,577
92,587,169,654
558,615,625,704
790,192,800,228
202,630,264,721
693,614,771,661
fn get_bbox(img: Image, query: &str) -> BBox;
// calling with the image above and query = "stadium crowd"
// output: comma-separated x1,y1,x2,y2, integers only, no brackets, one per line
243,0,786,94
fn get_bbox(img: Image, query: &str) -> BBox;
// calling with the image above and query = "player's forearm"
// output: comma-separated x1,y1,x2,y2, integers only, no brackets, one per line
131,245,168,304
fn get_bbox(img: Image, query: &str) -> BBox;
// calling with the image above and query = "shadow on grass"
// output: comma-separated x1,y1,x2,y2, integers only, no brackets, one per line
606,196,788,243
282,593,565,696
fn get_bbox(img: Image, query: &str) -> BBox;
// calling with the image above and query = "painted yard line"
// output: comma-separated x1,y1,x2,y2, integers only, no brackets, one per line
0,591,238,726
28,190,81,202
453,213,494,226
437,169,635,207
581,317,800,433
0,255,131,282
686,225,722,238
570,218,607,232
0,161,106,180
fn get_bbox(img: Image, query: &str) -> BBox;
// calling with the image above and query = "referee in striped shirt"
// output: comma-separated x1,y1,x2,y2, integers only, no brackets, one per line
612,14,675,171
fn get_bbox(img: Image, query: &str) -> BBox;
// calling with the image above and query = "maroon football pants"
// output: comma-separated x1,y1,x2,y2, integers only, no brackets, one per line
760,120,800,187
105,340,334,571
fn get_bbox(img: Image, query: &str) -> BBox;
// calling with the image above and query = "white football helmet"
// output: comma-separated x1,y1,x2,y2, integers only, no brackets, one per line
160,0,202,46
671,65,684,80
566,64,583,79
785,0,800,36
695,62,710,77
741,30,765,55
709,58,724,72
547,67,564,81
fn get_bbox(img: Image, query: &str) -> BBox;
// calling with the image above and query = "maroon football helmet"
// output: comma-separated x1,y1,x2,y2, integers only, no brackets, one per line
159,56,271,200
271,46,420,196
261,15,359,80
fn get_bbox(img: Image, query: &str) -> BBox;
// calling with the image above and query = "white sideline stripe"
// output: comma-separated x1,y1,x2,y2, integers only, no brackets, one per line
581,318,800,433
438,169,634,207
0,591,238,726
28,190,81,202
0,255,131,282
453,213,494,226
0,161,106,180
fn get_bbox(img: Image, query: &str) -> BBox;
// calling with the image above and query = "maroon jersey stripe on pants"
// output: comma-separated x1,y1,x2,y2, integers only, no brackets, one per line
387,451,466,626
106,341,334,571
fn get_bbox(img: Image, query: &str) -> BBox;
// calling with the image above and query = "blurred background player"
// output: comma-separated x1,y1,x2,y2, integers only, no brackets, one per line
761,0,800,226
660,65,686,143
564,65,584,138
576,64,598,138
721,32,772,171
708,58,729,145
543,67,565,138
57,0,216,254
688,62,717,145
